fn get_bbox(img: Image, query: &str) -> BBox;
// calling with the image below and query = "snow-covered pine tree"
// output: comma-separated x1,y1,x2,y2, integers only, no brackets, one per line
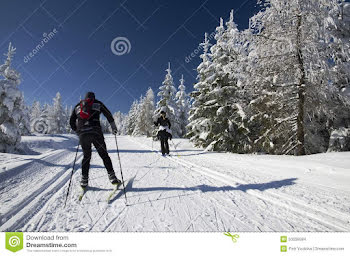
325,2,350,132
133,88,155,137
65,105,74,133
247,0,344,155
155,63,180,137
30,101,41,123
175,75,190,137
101,118,110,133
187,33,214,147
209,11,251,152
132,96,146,136
205,15,229,143
189,17,228,150
144,88,155,137
120,113,128,135
189,12,251,152
18,97,31,136
0,43,27,152
125,100,139,135
328,2,350,94
64,105,70,133
113,111,126,135
50,92,66,134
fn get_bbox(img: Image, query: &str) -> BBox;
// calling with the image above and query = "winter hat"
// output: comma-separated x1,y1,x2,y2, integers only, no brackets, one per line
85,92,95,100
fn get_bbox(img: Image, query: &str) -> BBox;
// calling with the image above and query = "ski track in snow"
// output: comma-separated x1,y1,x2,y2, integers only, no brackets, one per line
0,135,349,232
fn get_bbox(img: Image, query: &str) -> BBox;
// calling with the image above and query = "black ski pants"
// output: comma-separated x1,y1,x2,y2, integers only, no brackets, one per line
158,130,170,155
79,131,115,179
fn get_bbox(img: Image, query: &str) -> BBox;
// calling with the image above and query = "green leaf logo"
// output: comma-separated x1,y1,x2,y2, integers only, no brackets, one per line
224,232,240,243
5,232,23,253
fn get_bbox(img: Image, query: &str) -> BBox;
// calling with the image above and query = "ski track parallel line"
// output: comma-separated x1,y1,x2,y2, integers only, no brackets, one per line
0,154,83,231
129,137,349,232
118,137,247,231
0,149,69,186
128,138,291,230
173,155,350,223
170,154,350,232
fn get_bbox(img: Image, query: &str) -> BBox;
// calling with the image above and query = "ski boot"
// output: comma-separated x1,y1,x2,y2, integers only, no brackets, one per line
80,176,88,188
109,173,121,186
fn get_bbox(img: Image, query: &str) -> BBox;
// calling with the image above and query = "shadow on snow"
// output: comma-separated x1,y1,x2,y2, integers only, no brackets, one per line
116,177,298,206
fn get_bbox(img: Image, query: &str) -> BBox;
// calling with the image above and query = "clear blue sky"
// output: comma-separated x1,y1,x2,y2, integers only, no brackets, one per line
0,0,260,113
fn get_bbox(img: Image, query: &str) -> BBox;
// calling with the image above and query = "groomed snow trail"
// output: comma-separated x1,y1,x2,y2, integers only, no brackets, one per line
0,135,349,232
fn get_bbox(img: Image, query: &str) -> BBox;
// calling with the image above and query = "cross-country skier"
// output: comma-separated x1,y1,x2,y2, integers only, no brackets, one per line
70,92,121,188
154,111,172,156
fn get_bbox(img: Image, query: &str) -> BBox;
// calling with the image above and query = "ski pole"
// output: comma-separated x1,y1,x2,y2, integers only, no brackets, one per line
64,143,80,208
114,134,128,205
171,139,181,157
171,139,177,151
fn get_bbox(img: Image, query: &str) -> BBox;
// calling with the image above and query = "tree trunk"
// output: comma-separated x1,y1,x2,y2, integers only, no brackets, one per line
296,14,306,156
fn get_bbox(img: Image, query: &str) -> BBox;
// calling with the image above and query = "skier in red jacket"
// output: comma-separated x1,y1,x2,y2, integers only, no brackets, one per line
70,92,121,188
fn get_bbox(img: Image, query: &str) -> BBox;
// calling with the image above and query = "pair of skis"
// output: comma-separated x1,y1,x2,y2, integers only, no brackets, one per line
78,183,122,203
64,135,128,208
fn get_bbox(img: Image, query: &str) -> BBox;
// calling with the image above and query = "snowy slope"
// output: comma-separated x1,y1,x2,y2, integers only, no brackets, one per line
0,134,349,232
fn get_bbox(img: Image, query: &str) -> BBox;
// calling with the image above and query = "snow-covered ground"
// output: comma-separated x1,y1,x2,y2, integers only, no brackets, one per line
0,134,349,232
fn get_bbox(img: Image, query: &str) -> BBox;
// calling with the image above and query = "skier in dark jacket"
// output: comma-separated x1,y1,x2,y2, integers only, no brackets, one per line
154,111,172,156
70,92,121,188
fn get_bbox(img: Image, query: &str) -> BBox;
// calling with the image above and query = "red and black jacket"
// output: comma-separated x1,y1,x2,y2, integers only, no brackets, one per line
70,99,114,134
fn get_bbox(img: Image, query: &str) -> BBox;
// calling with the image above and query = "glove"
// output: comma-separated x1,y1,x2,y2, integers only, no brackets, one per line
110,122,118,135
